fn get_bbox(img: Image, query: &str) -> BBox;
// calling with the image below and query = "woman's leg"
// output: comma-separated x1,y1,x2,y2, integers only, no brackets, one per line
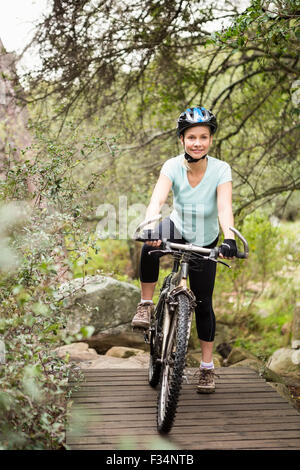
141,282,157,301
200,339,214,363
188,238,218,361
188,243,218,393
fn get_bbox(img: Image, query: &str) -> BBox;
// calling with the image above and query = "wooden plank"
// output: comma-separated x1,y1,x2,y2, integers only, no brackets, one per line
70,402,293,412
79,367,258,374
71,384,272,392
69,414,299,429
67,430,300,445
71,389,281,398
72,379,264,387
69,408,299,421
70,414,300,425
71,395,289,406
68,422,300,437
67,439,300,450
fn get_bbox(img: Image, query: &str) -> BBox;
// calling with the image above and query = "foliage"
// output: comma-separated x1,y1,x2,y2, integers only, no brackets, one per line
22,0,300,217
209,214,298,359
0,123,108,449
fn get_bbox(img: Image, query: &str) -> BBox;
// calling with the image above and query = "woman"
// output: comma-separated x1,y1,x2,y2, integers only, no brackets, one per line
131,106,237,393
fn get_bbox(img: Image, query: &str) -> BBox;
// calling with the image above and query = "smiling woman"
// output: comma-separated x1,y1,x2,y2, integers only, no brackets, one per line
131,105,238,394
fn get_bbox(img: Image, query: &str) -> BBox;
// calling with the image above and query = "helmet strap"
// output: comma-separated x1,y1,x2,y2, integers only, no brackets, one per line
184,152,207,163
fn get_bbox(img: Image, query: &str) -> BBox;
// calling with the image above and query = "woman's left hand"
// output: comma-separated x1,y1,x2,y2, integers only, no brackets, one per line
219,239,237,259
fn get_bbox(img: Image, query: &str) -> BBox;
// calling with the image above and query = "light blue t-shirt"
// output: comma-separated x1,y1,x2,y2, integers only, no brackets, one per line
160,154,232,246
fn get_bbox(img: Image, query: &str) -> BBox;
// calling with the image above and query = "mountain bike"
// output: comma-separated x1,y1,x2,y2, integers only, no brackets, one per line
134,216,249,434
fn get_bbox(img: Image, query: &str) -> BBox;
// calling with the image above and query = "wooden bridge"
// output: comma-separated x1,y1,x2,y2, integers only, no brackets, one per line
66,367,300,450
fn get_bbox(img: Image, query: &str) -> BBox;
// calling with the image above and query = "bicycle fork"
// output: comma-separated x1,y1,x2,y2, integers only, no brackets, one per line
160,303,176,365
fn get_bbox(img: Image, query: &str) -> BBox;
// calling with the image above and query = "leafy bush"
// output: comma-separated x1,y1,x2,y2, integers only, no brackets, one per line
0,123,107,449
190,211,299,357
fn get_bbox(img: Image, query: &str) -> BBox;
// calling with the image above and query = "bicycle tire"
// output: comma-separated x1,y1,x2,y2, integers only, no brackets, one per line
157,293,191,434
148,274,172,388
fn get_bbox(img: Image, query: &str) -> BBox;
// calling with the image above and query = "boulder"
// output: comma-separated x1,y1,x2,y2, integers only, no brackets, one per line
78,352,149,369
292,302,300,349
223,347,258,367
105,346,145,359
54,342,99,363
216,342,232,359
57,275,140,338
227,358,287,384
86,330,147,354
266,347,300,377
227,358,263,372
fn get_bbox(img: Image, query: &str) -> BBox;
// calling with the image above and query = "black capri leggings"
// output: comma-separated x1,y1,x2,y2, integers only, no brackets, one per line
139,217,218,342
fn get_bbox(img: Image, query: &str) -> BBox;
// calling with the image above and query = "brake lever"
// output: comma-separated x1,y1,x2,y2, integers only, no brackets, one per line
148,247,171,256
217,259,231,268
203,254,231,268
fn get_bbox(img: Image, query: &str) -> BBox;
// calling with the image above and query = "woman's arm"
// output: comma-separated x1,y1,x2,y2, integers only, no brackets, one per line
144,174,172,229
217,181,234,239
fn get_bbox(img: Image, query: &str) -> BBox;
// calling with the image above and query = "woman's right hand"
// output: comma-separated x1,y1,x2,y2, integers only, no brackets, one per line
145,239,162,247
142,228,162,247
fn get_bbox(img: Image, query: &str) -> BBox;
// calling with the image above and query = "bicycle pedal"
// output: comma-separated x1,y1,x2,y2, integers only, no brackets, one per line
143,332,150,344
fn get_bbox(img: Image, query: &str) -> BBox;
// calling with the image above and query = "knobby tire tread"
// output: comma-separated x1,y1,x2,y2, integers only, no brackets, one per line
157,293,191,434
148,274,172,388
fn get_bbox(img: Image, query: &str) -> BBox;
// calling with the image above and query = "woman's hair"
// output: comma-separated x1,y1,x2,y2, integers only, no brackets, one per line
182,158,191,172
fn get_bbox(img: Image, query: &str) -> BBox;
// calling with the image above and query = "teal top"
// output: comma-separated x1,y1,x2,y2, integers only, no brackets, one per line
160,154,232,246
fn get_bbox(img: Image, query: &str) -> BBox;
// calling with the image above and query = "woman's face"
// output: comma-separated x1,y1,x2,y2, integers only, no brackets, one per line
180,125,212,160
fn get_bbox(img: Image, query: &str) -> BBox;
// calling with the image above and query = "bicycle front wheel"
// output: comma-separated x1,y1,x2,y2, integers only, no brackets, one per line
157,293,191,434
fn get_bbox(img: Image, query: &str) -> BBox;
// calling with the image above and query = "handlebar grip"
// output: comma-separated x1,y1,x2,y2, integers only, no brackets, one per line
229,226,249,259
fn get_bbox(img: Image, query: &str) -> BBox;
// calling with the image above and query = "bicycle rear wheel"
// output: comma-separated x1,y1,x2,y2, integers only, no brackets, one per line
157,293,191,434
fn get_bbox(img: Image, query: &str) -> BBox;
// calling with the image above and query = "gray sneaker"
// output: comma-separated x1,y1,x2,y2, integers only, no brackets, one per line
196,368,216,394
131,302,154,329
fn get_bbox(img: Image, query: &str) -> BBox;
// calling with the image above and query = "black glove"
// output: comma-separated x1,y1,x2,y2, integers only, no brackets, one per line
220,239,237,258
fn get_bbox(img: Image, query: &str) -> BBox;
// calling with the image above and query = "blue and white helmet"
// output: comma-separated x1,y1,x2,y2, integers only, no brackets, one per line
177,106,218,136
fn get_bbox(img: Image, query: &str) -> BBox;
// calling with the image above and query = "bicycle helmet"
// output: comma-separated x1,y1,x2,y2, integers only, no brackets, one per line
177,106,218,137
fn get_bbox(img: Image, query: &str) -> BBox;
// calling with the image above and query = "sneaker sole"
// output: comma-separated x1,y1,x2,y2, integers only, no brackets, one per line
131,323,149,329
197,387,215,394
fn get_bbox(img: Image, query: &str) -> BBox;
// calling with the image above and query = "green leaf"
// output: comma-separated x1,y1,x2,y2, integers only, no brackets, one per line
32,302,50,316
80,325,95,338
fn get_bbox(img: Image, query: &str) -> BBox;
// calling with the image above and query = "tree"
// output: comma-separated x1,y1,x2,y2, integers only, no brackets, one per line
21,0,300,218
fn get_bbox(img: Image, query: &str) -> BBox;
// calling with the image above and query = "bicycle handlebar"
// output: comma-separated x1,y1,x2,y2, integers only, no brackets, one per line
133,216,249,260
